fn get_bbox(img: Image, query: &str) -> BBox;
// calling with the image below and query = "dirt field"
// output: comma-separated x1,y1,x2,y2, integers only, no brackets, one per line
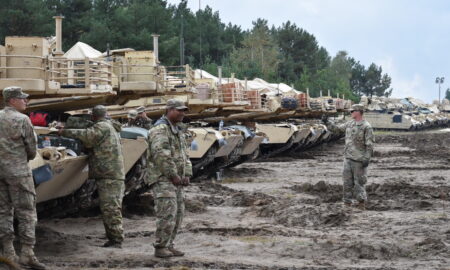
29,129,450,269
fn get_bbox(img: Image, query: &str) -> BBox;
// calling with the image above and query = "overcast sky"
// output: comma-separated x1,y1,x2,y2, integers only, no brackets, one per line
167,0,450,102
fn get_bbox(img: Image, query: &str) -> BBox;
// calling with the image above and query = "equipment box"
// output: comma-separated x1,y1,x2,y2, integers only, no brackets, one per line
38,135,84,155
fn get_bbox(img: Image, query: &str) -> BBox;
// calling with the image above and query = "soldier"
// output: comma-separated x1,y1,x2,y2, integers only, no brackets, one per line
123,109,138,127
58,105,126,248
323,104,374,209
147,99,192,258
0,86,47,269
123,107,152,129
134,106,152,129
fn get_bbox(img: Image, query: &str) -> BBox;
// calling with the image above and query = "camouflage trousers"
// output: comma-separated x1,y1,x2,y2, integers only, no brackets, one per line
96,179,125,243
342,159,368,203
152,181,184,248
0,176,37,245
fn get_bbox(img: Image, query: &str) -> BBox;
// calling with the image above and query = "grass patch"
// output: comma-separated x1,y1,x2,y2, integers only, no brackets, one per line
294,240,311,246
222,177,276,184
234,236,275,243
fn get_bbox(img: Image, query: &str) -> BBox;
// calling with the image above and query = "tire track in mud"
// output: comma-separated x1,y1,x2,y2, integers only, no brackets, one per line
48,258,353,270
289,180,450,211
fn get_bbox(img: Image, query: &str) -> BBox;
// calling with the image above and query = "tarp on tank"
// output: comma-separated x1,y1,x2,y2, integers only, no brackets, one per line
64,42,102,59
194,69,219,83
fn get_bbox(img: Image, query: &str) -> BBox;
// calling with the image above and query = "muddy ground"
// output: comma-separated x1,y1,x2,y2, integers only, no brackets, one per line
29,130,450,269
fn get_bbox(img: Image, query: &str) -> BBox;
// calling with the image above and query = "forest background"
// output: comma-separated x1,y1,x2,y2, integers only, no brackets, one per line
0,0,400,101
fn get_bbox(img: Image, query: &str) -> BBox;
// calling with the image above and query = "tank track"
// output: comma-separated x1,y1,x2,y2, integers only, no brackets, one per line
191,144,218,177
260,137,295,158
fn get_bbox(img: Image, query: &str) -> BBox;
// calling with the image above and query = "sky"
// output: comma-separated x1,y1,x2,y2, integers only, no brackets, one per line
166,0,450,103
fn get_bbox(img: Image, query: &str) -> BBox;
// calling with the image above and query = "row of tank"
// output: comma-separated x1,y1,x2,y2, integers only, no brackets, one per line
3,17,447,219
361,96,450,130
34,118,342,218
364,111,449,130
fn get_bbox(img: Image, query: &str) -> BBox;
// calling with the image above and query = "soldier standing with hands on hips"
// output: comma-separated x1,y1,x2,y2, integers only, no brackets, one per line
323,104,374,210
147,99,192,258
0,86,47,269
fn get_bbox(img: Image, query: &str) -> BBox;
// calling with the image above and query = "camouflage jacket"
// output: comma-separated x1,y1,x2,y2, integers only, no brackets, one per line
147,115,192,185
62,119,125,180
328,119,374,162
124,117,152,130
134,117,152,129
0,106,37,178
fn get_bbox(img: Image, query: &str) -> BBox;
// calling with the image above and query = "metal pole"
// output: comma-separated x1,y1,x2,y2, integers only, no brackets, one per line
439,83,441,105
180,14,184,66
53,16,65,56
152,34,160,64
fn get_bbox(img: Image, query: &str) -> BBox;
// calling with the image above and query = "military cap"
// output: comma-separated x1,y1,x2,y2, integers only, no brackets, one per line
3,86,29,101
128,109,138,119
350,104,365,112
92,105,107,117
166,99,188,110
136,106,145,114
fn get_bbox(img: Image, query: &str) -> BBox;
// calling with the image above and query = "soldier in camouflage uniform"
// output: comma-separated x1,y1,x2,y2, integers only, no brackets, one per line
0,87,47,269
147,99,192,258
59,105,126,248
135,106,152,129
324,104,374,209
124,107,152,129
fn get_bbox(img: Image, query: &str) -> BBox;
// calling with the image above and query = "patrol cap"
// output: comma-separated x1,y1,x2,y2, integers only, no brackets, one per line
350,104,365,112
136,106,145,114
92,105,107,117
128,109,138,119
166,99,188,110
3,86,29,101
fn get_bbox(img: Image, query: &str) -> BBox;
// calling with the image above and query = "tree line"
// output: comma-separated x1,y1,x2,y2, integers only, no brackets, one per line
0,0,393,101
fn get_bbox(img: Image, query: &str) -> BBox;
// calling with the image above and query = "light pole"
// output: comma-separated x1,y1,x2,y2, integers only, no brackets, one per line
435,77,444,105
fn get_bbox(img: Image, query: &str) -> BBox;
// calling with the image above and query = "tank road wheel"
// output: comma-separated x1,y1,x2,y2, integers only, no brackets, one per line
222,139,244,168
124,152,148,197
248,146,260,161
37,178,98,218
229,146,260,168
192,144,218,178
262,137,295,159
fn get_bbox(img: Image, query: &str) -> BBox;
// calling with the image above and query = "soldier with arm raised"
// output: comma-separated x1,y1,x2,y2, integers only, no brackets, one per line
59,105,126,248
323,104,374,209
134,106,153,130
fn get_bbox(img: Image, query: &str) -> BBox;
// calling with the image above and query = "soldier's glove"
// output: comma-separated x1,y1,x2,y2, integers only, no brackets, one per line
182,177,190,186
171,176,183,186
362,159,370,168
321,114,328,124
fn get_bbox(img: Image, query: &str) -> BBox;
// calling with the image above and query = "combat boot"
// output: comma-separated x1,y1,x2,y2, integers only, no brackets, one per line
2,239,18,262
154,247,173,258
103,240,122,248
19,244,47,270
343,202,352,207
168,246,185,257
355,201,366,210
